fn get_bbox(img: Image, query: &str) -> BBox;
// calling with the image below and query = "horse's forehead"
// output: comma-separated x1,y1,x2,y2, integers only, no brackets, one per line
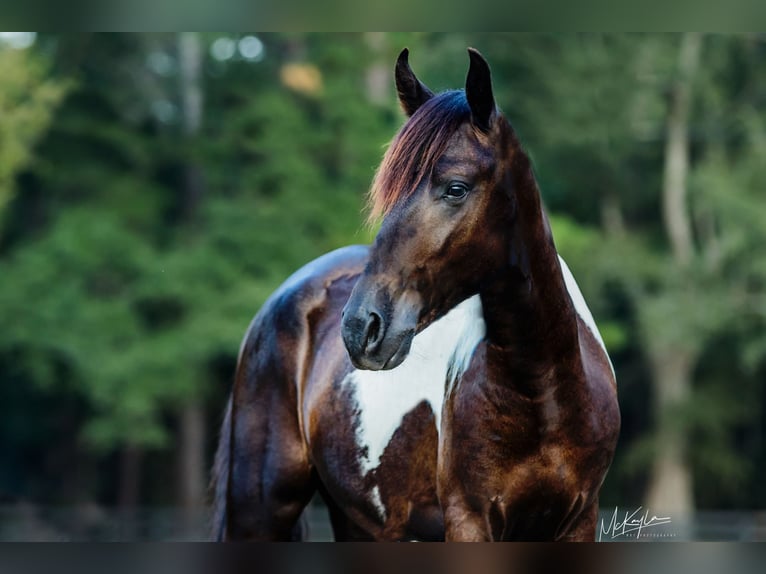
435,123,496,172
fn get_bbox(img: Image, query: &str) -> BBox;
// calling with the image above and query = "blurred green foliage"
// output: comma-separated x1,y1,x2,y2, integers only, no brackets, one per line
0,33,764,512
0,47,67,216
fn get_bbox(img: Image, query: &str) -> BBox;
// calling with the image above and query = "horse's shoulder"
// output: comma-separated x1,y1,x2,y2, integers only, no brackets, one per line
573,319,620,450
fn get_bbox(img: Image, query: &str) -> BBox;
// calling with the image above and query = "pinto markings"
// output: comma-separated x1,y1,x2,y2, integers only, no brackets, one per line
344,295,485,518
557,256,615,379
344,258,609,520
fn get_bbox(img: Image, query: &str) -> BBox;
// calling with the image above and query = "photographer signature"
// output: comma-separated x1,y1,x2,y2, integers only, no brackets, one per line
599,506,673,541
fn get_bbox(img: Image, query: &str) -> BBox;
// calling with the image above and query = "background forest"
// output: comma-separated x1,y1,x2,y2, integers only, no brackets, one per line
0,33,764,540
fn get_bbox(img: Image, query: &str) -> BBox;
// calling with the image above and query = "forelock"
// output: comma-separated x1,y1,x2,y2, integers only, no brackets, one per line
368,90,471,222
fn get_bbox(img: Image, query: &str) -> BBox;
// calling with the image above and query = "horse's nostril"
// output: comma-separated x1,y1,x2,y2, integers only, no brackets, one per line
363,311,383,353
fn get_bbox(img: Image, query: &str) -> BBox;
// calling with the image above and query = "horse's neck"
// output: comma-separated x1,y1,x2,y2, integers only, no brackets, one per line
479,150,581,393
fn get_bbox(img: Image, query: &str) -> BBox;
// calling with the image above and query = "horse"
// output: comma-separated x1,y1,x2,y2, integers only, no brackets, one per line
210,47,620,541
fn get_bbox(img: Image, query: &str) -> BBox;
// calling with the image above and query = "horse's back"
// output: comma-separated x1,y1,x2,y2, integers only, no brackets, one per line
237,244,369,367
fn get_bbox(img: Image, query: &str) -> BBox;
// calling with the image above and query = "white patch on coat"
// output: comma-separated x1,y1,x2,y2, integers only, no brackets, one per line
558,255,615,379
370,485,385,520
346,257,609,519
343,295,485,516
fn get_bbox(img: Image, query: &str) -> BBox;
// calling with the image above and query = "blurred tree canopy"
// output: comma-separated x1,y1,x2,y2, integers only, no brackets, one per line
0,33,764,515
0,46,66,220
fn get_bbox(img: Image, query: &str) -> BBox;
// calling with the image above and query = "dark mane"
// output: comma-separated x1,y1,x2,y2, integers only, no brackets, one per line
369,90,470,221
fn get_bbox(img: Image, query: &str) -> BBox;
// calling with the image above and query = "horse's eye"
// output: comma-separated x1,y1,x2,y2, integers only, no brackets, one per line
443,182,469,202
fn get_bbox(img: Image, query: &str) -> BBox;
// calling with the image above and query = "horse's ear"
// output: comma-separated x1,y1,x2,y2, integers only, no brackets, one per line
395,48,434,117
466,48,496,132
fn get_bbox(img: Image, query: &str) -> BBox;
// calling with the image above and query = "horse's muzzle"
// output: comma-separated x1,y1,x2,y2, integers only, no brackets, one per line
341,289,417,371
342,307,385,361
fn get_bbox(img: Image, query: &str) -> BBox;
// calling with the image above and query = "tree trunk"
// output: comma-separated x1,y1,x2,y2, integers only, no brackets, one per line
661,33,701,266
600,192,626,237
645,351,694,516
178,32,205,221
178,401,206,535
645,33,703,532
176,32,207,536
364,33,389,105
118,444,142,539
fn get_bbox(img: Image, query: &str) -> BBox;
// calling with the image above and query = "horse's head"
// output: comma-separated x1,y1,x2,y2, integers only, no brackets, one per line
343,48,521,371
